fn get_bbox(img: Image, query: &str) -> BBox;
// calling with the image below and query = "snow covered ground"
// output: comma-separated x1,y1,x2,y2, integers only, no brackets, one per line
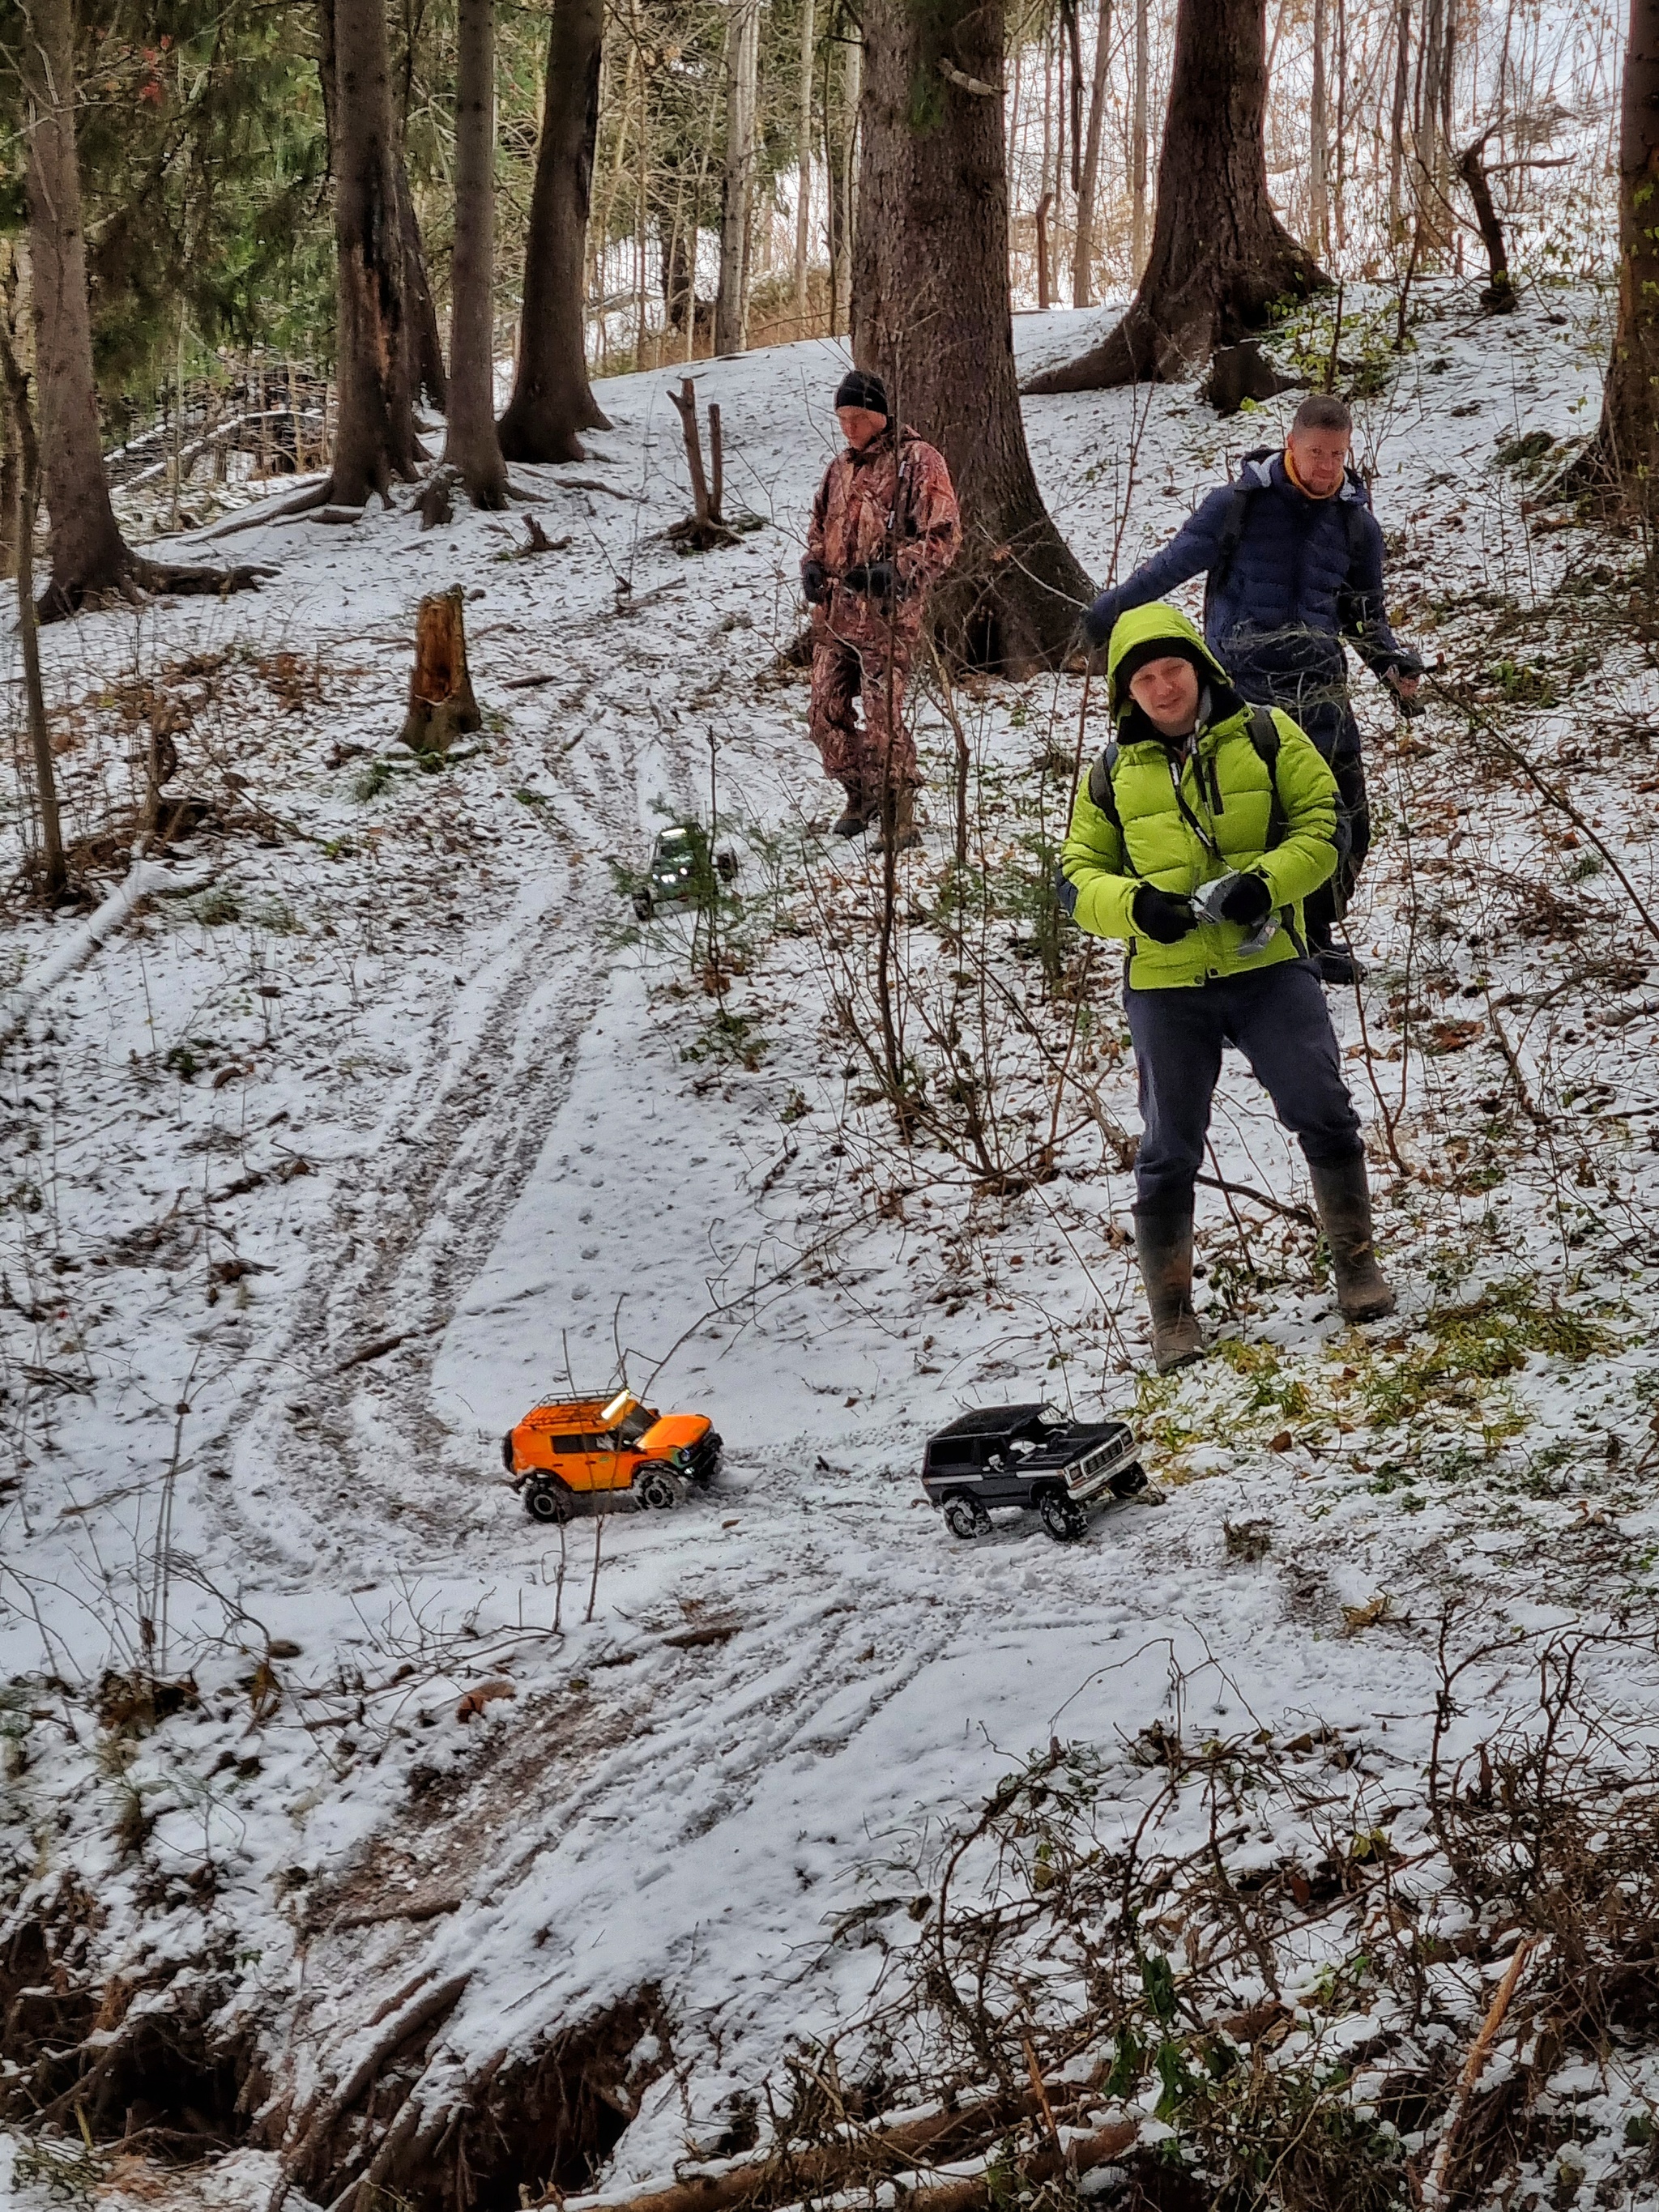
6,279,1659,2209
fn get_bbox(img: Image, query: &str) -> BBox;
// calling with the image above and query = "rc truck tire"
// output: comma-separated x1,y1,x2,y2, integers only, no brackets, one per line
1038,1487,1087,1544
633,891,654,921
524,1478,573,1526
1110,1462,1148,1499
633,1463,680,1511
942,1494,990,1541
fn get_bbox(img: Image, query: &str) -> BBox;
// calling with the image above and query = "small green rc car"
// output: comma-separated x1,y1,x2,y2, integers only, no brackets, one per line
632,822,738,920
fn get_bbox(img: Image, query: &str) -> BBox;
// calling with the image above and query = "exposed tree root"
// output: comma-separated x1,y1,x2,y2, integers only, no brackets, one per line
259,1982,671,2212
36,553,277,623
1021,242,1324,396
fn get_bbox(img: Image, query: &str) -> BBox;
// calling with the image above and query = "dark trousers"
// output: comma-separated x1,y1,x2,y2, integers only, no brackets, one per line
1125,961,1364,1214
1303,748,1370,950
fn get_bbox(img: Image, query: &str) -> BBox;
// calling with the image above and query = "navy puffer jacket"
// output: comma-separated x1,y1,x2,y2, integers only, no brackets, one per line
1085,451,1419,757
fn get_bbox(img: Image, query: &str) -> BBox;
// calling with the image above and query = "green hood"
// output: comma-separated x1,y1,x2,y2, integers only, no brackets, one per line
1104,602,1233,722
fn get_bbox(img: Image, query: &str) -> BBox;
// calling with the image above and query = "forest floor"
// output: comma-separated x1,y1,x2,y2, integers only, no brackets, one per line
6,279,1659,2212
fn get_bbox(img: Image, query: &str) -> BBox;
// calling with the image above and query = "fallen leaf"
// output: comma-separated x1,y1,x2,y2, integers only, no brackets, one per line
455,1677,517,1722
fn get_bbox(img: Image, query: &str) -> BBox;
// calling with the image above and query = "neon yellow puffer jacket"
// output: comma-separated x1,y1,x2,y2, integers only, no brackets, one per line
1060,602,1340,991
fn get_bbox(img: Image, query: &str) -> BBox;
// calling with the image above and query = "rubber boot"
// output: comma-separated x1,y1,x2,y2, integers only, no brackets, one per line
1309,1155,1397,1322
832,782,873,838
1132,1207,1203,1373
873,786,922,855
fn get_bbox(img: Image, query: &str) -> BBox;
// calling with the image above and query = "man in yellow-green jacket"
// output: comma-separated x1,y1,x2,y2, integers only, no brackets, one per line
1060,601,1393,1371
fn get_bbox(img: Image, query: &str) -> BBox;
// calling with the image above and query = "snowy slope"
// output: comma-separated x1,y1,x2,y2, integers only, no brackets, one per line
5,279,1659,2208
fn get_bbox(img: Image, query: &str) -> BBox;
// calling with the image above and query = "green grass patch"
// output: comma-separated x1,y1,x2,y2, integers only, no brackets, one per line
1361,1279,1608,1430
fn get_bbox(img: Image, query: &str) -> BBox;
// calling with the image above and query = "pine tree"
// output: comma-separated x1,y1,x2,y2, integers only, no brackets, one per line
1572,0,1659,500
853,0,1093,669
1025,0,1327,394
497,0,611,464
443,0,510,504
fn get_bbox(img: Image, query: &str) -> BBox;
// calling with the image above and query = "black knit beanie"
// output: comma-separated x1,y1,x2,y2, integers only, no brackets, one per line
1112,633,1210,701
834,368,889,418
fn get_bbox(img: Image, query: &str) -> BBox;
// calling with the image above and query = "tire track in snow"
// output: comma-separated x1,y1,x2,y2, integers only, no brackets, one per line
210,631,727,1572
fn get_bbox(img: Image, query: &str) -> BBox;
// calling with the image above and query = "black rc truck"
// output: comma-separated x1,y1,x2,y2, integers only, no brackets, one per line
921,1404,1145,1543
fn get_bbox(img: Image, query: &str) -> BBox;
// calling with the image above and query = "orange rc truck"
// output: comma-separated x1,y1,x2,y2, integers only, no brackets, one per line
502,1390,723,1524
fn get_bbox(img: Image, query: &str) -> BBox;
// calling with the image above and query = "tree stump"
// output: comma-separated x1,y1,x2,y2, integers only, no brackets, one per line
1201,341,1305,416
399,587,482,756
416,467,458,530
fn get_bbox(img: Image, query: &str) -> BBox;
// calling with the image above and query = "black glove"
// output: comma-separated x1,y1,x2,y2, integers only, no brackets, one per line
1384,652,1425,719
1131,884,1196,944
801,558,830,606
1217,872,1272,927
842,560,897,600
1082,595,1115,650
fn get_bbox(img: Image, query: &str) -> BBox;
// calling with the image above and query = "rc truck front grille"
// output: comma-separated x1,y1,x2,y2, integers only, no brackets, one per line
1066,1432,1135,1497
686,1432,723,1481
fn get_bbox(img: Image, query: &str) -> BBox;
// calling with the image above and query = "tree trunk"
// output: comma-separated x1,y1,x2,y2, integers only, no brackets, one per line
1456,133,1514,312
1574,0,1659,499
397,161,449,410
1389,0,1410,241
20,0,267,612
1309,0,1328,258
497,0,612,463
328,0,422,505
1129,0,1149,276
795,0,815,330
1064,0,1083,191
1416,0,1451,252
1023,0,1328,394
444,0,509,504
0,418,17,583
21,0,132,609
1072,0,1112,307
400,588,483,755
1332,0,1347,250
852,0,1094,670
715,0,761,354
0,326,67,897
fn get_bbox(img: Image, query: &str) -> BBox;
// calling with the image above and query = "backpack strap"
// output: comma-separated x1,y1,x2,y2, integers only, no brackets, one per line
1203,450,1276,616
1246,704,1287,850
1204,488,1253,615
1085,741,1138,875
1340,467,1371,573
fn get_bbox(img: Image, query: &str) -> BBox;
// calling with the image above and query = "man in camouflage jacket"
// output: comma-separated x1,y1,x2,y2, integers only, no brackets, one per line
802,369,961,850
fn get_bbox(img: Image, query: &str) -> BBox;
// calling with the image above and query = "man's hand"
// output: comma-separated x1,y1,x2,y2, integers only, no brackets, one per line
801,558,830,606
1131,885,1197,944
1385,666,1424,720
1383,653,1424,715
842,560,897,600
1215,872,1272,927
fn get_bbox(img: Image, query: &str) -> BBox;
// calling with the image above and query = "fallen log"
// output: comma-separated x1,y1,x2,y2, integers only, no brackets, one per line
557,2088,1124,2212
0,855,213,1044
900,2119,1139,2212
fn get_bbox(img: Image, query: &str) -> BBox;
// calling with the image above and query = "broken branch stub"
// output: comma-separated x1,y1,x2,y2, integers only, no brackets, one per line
399,586,483,757
670,377,712,526
665,380,740,551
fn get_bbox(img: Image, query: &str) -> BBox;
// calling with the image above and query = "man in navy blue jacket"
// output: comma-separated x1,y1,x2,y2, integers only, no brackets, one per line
1083,394,1421,985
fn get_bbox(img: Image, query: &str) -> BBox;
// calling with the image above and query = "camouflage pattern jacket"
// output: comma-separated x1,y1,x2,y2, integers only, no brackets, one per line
806,427,962,645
